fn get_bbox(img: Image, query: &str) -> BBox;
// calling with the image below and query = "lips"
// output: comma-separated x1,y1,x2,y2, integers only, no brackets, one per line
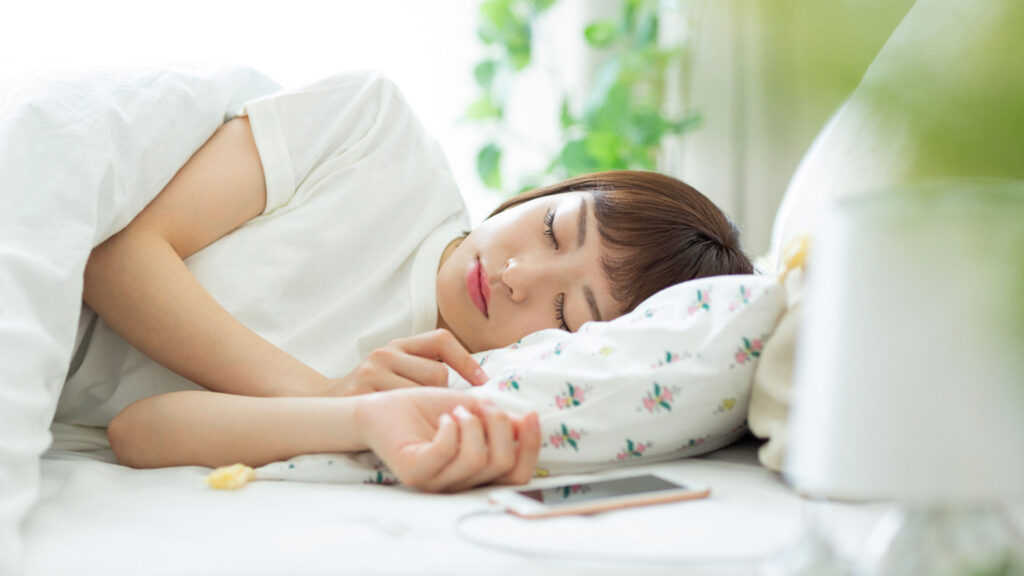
467,258,489,317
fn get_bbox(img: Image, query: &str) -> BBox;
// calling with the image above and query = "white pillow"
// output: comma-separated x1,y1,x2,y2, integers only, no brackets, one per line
251,274,786,485
0,65,279,575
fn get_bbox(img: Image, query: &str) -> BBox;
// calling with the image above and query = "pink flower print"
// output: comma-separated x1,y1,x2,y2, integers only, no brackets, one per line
688,289,711,315
735,336,763,365
651,350,687,369
498,375,521,391
364,470,398,486
539,341,566,360
617,439,653,459
572,386,585,402
549,424,581,451
554,382,585,410
680,436,710,450
729,285,752,311
641,382,676,413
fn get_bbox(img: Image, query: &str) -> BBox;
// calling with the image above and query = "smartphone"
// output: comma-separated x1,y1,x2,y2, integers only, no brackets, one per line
488,473,710,518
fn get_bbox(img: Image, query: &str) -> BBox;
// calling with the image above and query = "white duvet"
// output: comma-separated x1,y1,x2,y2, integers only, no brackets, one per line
0,65,280,576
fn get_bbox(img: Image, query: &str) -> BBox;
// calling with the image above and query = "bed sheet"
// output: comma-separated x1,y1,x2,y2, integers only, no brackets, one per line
24,436,907,576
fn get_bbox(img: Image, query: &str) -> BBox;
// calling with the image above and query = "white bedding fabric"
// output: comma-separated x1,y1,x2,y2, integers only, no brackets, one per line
36,438,1022,575
0,64,280,576
22,438,887,576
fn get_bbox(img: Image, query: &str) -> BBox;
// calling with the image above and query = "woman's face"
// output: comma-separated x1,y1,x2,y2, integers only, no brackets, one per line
436,192,620,353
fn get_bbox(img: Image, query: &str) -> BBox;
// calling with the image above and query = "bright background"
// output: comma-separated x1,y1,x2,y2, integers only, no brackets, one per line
1,0,912,255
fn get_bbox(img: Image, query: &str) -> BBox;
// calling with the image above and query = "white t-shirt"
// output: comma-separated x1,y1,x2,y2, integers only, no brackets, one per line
55,71,470,431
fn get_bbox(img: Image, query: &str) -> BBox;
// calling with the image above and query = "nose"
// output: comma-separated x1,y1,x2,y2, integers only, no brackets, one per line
503,256,569,303
502,257,537,303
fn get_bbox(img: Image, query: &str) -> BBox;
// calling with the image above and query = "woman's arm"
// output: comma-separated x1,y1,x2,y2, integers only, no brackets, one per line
84,117,328,397
108,388,541,492
84,118,486,397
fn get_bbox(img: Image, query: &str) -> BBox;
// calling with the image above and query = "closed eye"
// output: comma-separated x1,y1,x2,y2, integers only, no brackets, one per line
543,207,559,250
554,292,569,331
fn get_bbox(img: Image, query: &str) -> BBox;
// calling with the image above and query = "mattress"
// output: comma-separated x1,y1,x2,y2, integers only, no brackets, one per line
23,435,916,576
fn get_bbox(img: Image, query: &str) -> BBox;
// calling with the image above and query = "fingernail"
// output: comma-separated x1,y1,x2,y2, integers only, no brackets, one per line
530,413,540,433
474,367,488,385
454,405,471,419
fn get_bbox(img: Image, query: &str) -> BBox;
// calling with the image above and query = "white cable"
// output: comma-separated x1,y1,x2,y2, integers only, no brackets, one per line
454,508,769,566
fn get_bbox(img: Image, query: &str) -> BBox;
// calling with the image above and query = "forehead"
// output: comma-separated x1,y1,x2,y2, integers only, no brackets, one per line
554,192,625,322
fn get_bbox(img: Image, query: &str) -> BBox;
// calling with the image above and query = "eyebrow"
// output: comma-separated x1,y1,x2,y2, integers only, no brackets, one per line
576,196,588,248
583,285,603,323
576,197,603,323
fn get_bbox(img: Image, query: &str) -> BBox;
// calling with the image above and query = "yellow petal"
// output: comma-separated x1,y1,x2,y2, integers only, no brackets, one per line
206,463,255,490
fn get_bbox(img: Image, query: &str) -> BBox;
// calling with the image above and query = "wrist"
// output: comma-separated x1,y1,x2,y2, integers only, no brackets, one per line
343,394,375,452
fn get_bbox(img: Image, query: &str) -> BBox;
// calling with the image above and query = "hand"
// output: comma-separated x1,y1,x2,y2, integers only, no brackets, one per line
324,329,488,397
354,387,542,493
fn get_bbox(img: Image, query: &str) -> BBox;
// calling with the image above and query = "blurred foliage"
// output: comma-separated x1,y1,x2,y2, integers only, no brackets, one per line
469,0,700,194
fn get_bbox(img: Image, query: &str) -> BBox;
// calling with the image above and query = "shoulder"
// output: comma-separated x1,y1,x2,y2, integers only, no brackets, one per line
269,70,408,110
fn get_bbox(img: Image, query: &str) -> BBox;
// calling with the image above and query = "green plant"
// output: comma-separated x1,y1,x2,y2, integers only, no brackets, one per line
469,0,700,194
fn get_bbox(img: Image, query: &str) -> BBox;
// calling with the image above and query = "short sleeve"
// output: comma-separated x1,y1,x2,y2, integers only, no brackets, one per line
239,71,407,215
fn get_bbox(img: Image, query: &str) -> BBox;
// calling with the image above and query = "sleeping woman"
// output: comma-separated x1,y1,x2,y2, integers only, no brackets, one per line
57,71,752,493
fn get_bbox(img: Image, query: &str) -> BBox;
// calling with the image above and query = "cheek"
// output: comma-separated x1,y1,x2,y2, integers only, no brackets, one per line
510,306,554,336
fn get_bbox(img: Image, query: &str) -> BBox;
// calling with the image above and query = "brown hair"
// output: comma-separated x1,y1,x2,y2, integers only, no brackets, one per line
487,170,753,316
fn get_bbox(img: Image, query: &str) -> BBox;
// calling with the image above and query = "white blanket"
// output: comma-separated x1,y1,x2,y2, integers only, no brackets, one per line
0,65,280,576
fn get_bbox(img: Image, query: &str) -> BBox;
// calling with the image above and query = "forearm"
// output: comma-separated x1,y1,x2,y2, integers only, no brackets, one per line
84,230,326,397
108,390,368,469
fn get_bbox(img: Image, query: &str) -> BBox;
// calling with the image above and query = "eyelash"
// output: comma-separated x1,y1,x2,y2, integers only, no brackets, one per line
544,209,568,330
554,293,569,331
543,208,559,249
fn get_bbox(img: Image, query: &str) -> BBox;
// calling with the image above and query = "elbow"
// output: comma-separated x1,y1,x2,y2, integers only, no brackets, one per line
108,406,146,468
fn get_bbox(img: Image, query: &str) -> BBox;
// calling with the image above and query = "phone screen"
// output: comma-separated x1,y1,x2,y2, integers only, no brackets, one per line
516,475,685,506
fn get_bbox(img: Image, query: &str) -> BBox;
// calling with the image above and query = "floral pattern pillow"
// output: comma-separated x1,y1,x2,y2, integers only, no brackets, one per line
253,274,786,486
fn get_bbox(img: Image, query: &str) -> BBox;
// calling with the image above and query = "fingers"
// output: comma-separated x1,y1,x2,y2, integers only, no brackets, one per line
419,404,487,492
443,401,518,492
418,400,538,493
392,412,459,488
494,412,542,486
364,347,451,388
395,329,488,386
